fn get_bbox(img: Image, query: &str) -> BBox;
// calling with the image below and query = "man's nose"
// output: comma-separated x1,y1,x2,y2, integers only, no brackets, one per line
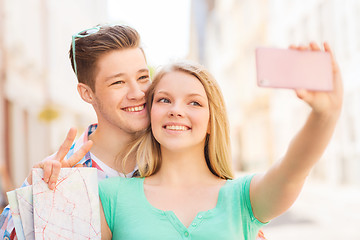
127,82,145,100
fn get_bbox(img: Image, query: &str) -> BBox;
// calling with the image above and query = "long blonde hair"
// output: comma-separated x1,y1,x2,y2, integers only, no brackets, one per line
124,60,234,179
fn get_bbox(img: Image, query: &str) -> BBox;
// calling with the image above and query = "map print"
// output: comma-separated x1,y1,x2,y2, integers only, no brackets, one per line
32,168,101,240
16,186,35,240
6,190,26,240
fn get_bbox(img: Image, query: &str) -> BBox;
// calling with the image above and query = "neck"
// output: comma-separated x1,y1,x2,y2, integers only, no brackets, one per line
152,146,218,186
89,122,137,172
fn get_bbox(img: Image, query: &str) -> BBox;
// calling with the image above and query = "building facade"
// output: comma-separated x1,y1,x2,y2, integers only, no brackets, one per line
0,0,108,186
190,0,360,185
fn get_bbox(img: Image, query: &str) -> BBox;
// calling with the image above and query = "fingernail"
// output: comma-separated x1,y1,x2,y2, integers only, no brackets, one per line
50,183,55,189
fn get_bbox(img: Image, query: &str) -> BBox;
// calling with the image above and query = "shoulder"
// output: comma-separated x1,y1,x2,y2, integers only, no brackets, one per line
227,174,255,188
99,177,143,193
223,174,256,196
100,176,142,184
98,177,143,212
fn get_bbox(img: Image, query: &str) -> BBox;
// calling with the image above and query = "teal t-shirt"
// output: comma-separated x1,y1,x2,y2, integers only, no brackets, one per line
99,175,266,240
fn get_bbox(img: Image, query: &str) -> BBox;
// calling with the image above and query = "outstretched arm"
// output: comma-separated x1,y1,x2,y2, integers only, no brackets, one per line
250,42,343,223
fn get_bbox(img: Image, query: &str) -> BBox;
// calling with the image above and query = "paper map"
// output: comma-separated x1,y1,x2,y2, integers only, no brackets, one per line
7,168,101,240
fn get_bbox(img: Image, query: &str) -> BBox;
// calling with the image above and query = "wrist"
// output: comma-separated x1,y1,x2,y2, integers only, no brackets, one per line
310,110,341,128
312,106,341,119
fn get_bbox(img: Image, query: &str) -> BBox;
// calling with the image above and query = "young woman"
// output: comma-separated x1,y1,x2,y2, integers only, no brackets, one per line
99,42,342,239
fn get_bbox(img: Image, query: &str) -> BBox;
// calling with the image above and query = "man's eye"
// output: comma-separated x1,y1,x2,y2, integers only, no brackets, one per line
110,80,125,86
139,75,150,81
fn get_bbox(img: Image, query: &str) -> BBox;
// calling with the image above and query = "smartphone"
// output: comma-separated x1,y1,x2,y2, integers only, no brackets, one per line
255,47,333,91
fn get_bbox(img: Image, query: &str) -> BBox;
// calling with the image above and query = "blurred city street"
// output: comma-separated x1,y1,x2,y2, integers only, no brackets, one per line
1,0,360,238
262,180,360,239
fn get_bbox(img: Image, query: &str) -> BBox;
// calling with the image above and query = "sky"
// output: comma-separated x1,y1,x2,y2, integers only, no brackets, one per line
107,0,191,67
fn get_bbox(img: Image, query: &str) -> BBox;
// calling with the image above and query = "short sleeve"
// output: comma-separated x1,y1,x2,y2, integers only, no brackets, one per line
240,174,268,227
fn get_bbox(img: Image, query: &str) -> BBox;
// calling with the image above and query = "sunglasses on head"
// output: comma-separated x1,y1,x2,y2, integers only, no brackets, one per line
71,26,101,76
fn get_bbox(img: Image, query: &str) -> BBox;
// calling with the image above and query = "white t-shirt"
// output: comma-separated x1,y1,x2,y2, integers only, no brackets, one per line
90,153,138,179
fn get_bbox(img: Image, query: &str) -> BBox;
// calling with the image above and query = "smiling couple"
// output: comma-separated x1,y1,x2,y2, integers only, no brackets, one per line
1,24,342,240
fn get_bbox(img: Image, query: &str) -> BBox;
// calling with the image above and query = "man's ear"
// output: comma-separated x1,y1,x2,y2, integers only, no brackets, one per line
77,83,95,104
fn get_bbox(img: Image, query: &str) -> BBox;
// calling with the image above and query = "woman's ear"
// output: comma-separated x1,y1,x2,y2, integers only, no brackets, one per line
77,83,95,104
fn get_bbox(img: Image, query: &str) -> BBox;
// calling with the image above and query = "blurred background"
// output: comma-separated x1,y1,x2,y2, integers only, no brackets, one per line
0,0,359,239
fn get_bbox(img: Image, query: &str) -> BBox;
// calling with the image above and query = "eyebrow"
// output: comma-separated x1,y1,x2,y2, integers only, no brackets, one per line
155,90,207,100
105,68,149,81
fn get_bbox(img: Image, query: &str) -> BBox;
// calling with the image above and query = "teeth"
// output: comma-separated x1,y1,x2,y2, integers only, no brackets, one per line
124,105,144,112
166,125,188,131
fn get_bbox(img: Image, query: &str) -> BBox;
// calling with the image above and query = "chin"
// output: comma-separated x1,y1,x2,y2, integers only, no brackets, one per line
130,123,149,133
161,143,190,151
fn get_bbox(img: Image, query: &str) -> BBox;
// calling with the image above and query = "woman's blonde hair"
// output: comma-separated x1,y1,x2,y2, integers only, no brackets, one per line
123,60,234,179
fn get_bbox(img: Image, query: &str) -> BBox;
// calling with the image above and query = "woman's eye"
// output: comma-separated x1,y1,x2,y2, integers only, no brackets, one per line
190,101,201,106
158,98,170,103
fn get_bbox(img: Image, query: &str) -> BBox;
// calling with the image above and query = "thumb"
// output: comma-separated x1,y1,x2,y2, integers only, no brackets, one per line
295,89,308,100
295,89,315,104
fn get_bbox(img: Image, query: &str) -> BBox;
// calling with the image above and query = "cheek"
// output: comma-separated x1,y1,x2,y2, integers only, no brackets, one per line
150,105,163,142
195,110,210,125
143,81,151,92
150,105,162,127
196,111,210,134
102,89,126,104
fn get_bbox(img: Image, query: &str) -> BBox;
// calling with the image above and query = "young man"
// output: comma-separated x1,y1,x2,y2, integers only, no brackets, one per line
0,24,151,240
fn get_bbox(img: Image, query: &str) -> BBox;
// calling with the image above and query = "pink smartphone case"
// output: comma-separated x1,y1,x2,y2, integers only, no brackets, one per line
255,47,333,91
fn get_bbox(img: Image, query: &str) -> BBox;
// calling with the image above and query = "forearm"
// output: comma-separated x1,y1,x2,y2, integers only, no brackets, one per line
251,110,340,222
280,110,340,181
